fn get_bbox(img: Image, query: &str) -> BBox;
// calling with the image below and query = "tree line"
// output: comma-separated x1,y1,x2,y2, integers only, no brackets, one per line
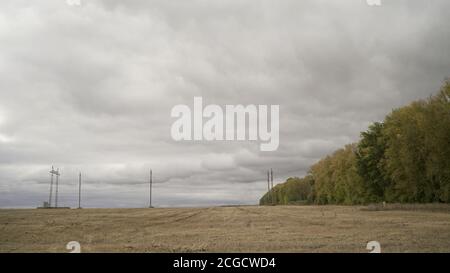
260,81,450,205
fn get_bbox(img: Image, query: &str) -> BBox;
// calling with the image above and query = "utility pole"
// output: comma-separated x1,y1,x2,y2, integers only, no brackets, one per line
49,166,55,207
78,172,82,209
55,168,60,208
267,170,270,204
149,169,153,208
270,168,274,205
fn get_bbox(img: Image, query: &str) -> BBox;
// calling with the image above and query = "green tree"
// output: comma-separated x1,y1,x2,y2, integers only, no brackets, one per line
356,122,390,202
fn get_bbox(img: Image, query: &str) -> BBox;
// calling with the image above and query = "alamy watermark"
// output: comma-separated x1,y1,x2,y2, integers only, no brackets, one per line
66,241,81,253
366,0,381,6
64,240,379,253
366,241,381,253
171,97,279,151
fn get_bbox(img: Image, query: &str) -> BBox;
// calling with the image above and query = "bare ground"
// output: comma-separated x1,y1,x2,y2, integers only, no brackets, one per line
1,205,450,253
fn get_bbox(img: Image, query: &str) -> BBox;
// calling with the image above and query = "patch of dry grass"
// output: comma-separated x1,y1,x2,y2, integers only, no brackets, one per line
362,203,450,212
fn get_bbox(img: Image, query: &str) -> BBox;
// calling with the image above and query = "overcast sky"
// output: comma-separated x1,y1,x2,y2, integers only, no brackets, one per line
0,0,449,208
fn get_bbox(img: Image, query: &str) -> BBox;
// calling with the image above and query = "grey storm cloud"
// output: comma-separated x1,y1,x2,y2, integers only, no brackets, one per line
0,0,449,207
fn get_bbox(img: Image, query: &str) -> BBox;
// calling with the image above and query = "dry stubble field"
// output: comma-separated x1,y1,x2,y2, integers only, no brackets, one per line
1,205,450,252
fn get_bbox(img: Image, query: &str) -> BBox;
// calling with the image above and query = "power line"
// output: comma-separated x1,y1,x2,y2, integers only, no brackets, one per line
270,168,274,205
55,168,60,208
47,166,61,208
149,169,153,208
78,172,82,209
48,166,55,207
267,170,270,204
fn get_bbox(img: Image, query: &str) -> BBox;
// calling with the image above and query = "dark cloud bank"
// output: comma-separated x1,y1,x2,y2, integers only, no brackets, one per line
0,0,449,207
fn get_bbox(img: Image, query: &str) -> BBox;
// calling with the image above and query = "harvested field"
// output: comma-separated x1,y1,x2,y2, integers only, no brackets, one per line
1,205,450,252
